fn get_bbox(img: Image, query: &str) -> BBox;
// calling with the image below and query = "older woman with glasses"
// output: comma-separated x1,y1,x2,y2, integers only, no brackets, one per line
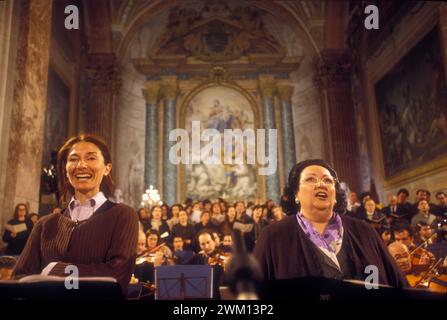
254,159,407,287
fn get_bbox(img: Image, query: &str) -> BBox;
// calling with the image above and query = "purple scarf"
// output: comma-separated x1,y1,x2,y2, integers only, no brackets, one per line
296,212,343,253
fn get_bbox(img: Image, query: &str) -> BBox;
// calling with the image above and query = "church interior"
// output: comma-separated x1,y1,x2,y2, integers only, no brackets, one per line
0,0,447,299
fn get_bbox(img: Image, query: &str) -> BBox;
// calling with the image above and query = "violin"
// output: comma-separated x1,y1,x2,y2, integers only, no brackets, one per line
135,242,166,265
207,250,232,268
406,258,447,294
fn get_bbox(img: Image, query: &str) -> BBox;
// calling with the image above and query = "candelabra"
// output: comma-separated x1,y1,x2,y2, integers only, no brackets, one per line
141,185,163,209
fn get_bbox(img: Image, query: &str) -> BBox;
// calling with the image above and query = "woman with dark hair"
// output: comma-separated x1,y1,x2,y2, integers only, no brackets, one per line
13,134,139,293
2,203,32,255
253,159,407,287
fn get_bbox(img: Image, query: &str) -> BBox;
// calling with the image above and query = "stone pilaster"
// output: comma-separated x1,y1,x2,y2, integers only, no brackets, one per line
85,54,121,148
277,81,296,183
258,75,280,204
2,0,53,221
314,49,360,192
142,81,160,190
161,76,178,205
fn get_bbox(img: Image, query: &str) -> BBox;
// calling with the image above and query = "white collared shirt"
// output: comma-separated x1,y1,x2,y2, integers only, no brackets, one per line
68,191,107,222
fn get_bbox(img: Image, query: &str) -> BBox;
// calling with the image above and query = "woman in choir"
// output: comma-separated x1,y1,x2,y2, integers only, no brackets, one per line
13,134,138,294
254,159,407,287
2,203,32,255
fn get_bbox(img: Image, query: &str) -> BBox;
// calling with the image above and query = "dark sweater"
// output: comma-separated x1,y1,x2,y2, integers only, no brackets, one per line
13,201,139,293
253,215,407,287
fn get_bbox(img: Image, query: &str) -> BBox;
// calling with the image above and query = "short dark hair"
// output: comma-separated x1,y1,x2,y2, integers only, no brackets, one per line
0,256,17,269
392,223,413,237
196,229,214,242
397,188,409,197
435,191,446,198
416,189,430,196
282,159,347,215
416,221,430,232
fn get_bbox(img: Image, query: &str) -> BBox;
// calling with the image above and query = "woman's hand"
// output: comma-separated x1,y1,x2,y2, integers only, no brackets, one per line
10,231,17,238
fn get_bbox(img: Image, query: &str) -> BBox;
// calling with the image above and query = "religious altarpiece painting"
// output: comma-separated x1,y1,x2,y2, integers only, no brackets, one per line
182,85,258,202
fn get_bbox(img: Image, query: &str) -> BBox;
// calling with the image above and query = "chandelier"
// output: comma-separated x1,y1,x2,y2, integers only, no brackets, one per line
141,185,163,208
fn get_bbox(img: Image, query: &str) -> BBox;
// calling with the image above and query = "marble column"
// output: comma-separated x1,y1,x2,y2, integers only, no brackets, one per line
85,54,121,148
277,81,296,183
2,0,53,220
314,49,360,192
142,81,160,190
259,75,280,204
161,76,178,205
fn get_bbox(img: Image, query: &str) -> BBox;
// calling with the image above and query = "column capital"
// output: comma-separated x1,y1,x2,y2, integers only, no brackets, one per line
258,75,277,99
86,54,121,93
314,49,351,89
142,81,161,104
160,76,178,100
277,80,295,101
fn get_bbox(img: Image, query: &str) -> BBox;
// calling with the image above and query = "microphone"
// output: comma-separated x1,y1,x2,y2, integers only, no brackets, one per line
225,229,262,300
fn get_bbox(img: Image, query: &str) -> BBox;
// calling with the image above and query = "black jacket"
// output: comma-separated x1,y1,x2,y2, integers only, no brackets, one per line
253,215,407,287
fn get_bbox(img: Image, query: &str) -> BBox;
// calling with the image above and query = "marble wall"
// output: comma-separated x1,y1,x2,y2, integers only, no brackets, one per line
1,0,53,228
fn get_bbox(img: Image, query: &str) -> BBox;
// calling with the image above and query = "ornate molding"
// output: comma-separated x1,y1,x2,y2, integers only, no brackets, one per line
142,81,160,104
314,50,351,89
258,75,277,99
277,81,294,101
86,54,122,94
160,76,178,100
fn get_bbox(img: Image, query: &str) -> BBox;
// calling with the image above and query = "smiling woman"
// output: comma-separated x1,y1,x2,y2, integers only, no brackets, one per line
12,134,139,294
253,159,408,288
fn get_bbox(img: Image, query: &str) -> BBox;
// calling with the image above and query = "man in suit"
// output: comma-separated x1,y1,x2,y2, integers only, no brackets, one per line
382,194,410,224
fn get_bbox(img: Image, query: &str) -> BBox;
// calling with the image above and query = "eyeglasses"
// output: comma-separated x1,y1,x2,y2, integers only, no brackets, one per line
300,176,336,187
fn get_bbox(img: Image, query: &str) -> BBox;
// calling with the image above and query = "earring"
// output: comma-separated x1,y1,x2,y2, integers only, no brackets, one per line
295,197,299,204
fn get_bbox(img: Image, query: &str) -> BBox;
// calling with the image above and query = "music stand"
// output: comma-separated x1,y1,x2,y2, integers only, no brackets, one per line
155,265,213,299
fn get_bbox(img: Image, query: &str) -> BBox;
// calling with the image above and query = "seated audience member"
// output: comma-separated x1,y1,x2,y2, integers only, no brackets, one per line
0,256,17,280
433,191,447,217
221,234,233,253
172,236,194,265
360,198,387,231
137,207,151,233
27,213,40,228
245,205,268,252
210,202,225,225
166,204,182,230
396,188,412,217
2,203,32,256
379,226,392,246
235,201,251,223
410,189,437,218
195,211,218,234
271,205,286,222
149,206,171,242
220,206,236,236
411,200,437,229
382,194,409,224
172,210,195,250
347,191,361,215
